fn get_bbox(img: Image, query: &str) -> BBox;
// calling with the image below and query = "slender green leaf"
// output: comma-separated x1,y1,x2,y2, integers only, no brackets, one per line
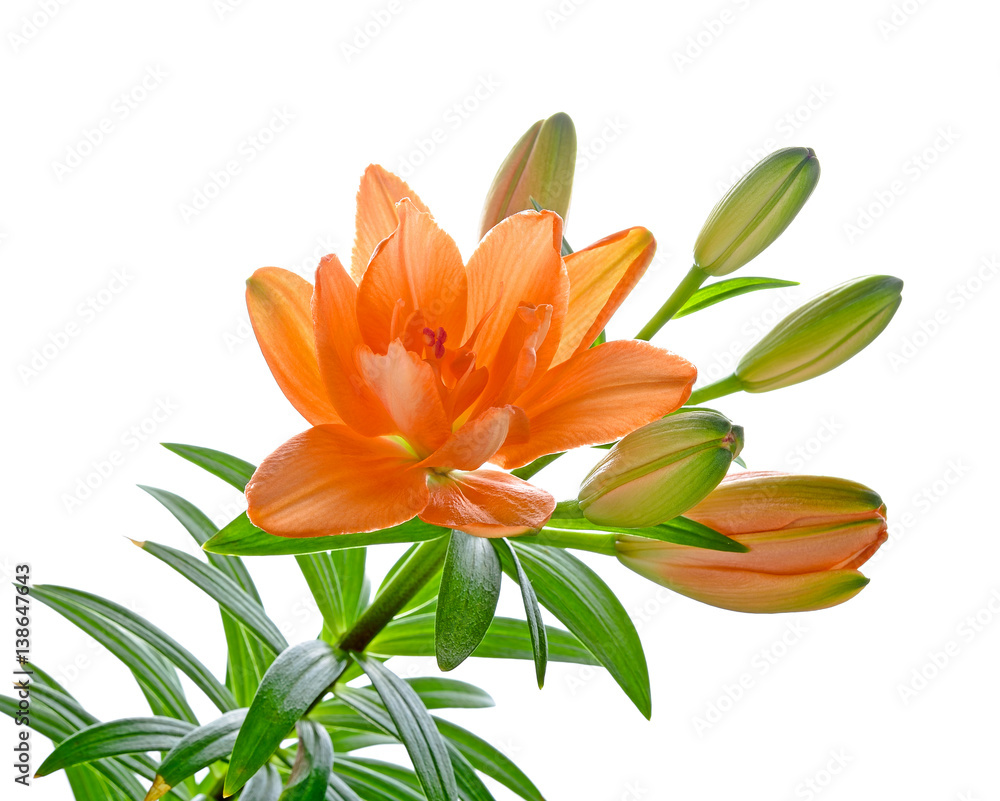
351,654,456,801
241,764,283,801
151,708,248,796
511,542,652,718
334,758,425,801
34,585,236,714
36,716,193,777
369,613,598,665
328,729,395,753
325,772,366,801
541,515,748,553
279,721,333,800
378,545,443,618
435,718,543,801
134,540,287,654
673,276,799,318
66,763,132,801
31,590,197,723
400,677,494,711
296,548,367,638
205,514,447,557
226,641,348,796
161,443,256,490
493,539,547,687
436,530,502,671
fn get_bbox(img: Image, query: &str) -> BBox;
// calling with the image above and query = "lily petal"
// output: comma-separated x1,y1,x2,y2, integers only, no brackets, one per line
552,227,657,365
246,425,428,537
351,165,430,283
465,210,569,375
420,406,528,471
313,254,396,436
356,200,468,355
357,340,452,457
246,267,341,425
493,340,697,468
419,469,555,538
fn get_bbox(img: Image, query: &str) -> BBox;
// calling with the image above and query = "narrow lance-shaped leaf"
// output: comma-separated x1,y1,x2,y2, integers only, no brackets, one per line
161,443,256,490
673,276,799,318
132,539,287,654
435,530,502,672
225,641,348,796
511,541,652,718
279,720,333,800
493,539,547,688
296,548,367,638
350,653,456,801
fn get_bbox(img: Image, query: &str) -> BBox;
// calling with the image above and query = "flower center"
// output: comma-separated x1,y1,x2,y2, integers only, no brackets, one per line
422,326,447,359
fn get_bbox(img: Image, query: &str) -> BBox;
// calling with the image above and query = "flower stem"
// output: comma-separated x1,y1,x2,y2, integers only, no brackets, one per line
511,451,565,480
518,528,619,556
338,535,449,653
686,374,744,405
634,265,709,340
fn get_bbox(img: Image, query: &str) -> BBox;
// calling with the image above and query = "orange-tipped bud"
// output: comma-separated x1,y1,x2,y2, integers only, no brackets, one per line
615,471,888,613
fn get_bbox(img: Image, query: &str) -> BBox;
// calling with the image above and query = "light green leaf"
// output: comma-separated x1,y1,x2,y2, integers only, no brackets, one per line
150,709,248,797
161,442,256,490
493,539,547,688
511,541,652,718
436,530,502,671
334,757,425,801
279,720,333,800
296,548,367,638
226,641,348,796
435,718,543,801
241,764,283,801
673,276,799,318
350,654,456,801
541,514,748,553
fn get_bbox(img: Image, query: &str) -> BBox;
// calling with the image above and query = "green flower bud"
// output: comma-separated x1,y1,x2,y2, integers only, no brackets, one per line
479,112,577,239
694,147,820,276
578,410,744,528
736,275,903,392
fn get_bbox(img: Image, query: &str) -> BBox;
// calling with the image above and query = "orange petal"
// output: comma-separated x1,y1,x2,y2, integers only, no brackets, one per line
313,255,396,436
356,200,468,355
351,165,430,283
420,406,528,471
465,210,569,375
419,469,555,538
493,340,697,468
246,268,341,425
358,340,452,457
552,227,657,366
246,425,429,537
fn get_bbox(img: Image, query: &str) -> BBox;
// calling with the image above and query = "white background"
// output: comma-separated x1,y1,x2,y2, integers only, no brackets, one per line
4,1,999,799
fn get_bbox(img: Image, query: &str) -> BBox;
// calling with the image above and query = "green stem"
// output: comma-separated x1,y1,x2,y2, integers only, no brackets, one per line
635,265,709,340
511,452,565,480
518,528,618,556
338,536,449,653
686,374,744,405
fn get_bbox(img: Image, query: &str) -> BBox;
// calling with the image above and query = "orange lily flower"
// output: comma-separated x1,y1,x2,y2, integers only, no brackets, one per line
244,166,696,538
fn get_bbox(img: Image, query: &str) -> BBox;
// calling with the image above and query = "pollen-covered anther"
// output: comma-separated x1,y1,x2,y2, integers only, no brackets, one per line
422,326,447,359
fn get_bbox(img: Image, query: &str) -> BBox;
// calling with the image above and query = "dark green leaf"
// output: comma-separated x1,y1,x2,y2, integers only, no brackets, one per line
296,548,367,638
205,514,447,557
153,708,248,792
493,539,547,687
368,613,598,665
135,540,287,654
511,542,652,718
673,276,799,318
350,654,456,801
334,758,425,801
436,530,502,671
36,716,193,776
279,720,333,800
33,584,236,713
161,443,256,490
435,718,543,801
66,763,132,801
226,641,348,796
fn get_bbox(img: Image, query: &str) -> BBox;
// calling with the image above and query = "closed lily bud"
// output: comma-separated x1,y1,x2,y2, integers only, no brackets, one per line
694,147,820,276
578,410,744,528
616,471,888,613
479,112,577,238
736,275,903,392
